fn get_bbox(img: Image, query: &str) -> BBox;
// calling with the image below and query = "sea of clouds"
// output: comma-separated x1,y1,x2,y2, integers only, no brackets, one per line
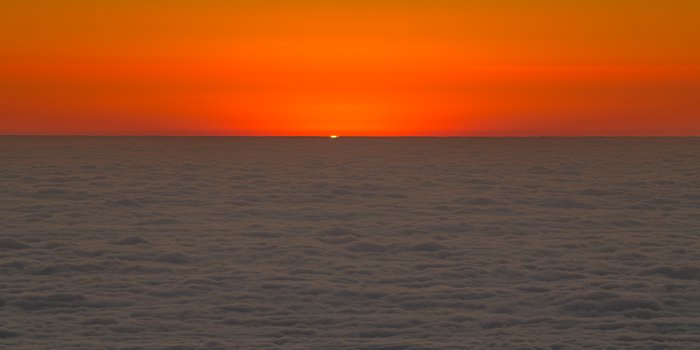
1,137,699,349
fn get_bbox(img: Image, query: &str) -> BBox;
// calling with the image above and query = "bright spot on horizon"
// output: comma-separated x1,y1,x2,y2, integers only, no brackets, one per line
330,135,339,139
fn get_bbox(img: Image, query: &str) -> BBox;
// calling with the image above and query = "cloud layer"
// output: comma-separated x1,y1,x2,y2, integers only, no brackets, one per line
1,137,699,349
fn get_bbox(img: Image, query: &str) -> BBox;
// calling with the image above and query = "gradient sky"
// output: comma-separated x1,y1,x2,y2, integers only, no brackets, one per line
1,1,699,136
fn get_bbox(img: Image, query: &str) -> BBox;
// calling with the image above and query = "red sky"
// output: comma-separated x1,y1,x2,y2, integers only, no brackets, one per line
1,1,699,136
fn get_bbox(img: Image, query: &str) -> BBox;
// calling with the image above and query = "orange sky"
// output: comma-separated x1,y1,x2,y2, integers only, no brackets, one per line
1,1,699,136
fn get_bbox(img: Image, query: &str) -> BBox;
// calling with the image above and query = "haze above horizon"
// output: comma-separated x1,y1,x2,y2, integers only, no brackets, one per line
1,1,699,136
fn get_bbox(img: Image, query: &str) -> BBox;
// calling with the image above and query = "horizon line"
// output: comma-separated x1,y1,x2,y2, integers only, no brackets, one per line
2,135,700,138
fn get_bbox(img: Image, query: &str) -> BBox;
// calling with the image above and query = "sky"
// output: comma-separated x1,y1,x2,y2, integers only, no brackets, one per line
1,0,699,136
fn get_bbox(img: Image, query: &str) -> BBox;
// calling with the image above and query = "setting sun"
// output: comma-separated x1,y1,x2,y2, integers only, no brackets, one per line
2,2,699,348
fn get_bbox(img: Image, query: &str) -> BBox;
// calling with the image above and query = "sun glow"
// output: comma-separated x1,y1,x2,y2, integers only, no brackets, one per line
330,135,339,139
1,2,699,135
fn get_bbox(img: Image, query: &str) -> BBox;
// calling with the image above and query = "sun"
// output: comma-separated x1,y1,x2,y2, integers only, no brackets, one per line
330,135,339,139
